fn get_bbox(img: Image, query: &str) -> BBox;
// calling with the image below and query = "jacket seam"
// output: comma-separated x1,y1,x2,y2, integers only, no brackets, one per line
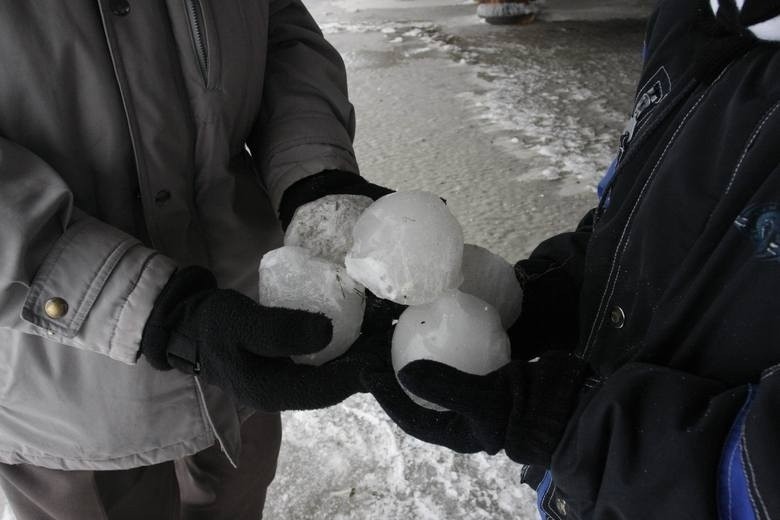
741,433,771,519
761,363,780,380
0,433,212,464
724,99,780,195
106,249,155,359
70,237,139,337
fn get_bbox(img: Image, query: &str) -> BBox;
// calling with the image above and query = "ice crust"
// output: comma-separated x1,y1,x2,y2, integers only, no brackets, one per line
391,290,511,411
284,194,374,264
258,246,365,366
459,244,524,329
346,191,464,306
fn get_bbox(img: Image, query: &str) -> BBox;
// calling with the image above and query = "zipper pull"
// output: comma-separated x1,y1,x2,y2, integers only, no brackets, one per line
616,83,662,161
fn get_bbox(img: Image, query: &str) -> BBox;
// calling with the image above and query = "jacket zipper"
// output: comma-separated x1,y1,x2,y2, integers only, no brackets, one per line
595,82,664,221
616,82,662,163
185,0,209,85
582,69,733,363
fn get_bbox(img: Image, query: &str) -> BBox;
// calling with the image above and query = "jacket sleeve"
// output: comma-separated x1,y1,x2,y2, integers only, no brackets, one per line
551,362,780,519
0,137,176,364
510,209,594,359
247,0,360,211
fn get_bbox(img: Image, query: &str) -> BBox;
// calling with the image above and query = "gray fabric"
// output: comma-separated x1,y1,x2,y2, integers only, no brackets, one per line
0,412,282,520
0,0,357,469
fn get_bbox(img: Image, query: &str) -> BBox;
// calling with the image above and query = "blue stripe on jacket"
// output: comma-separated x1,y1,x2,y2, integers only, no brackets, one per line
718,386,758,520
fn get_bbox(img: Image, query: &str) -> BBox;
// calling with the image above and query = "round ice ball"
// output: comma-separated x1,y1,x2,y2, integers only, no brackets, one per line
284,194,374,265
459,244,524,329
258,246,365,366
345,191,464,306
391,290,511,411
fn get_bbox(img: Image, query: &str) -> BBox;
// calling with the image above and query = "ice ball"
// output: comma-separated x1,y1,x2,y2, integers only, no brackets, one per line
459,244,523,329
345,191,464,306
258,246,365,366
284,194,373,265
391,290,511,411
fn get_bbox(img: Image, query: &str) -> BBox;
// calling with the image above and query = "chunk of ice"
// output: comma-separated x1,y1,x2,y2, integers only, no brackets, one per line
391,290,511,411
459,244,523,329
346,191,464,305
258,246,365,366
284,194,374,265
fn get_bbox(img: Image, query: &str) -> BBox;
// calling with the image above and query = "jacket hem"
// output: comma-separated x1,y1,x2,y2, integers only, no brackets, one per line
0,432,216,471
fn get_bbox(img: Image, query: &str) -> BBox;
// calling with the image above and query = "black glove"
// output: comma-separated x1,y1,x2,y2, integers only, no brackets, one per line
141,266,341,411
278,170,394,230
364,351,587,466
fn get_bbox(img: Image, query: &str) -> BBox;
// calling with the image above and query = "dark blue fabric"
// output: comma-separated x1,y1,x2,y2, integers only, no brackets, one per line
718,386,758,520
536,470,554,520
597,157,618,203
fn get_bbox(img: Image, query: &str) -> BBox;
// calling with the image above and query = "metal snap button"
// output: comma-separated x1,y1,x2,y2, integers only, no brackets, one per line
110,0,130,16
44,298,69,319
609,305,625,329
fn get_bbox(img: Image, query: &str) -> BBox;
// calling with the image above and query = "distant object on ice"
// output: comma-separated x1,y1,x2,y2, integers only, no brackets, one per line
477,0,538,25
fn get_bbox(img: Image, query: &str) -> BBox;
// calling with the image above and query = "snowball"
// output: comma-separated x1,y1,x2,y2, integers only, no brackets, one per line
346,191,464,306
391,290,511,411
258,246,365,366
459,244,523,329
284,194,374,265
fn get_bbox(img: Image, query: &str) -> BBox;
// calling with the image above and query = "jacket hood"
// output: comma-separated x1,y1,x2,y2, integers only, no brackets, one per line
709,0,780,41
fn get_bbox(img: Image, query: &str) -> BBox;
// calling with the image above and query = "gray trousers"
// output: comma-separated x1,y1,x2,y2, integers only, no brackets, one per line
0,412,282,520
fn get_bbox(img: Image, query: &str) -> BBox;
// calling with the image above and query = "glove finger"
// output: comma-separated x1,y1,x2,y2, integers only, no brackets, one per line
365,370,486,453
229,351,357,411
361,291,406,335
246,306,333,357
398,360,508,416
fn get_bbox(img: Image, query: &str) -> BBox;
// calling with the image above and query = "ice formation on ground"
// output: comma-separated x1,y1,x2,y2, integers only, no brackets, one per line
258,246,365,365
346,191,464,306
284,194,374,264
391,290,511,410
460,244,523,329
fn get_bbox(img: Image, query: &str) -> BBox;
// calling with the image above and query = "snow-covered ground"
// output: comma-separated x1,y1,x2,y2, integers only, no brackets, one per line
0,1,649,519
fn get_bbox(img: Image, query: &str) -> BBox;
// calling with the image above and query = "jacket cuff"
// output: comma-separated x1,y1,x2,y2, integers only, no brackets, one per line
21,216,176,364
254,114,359,210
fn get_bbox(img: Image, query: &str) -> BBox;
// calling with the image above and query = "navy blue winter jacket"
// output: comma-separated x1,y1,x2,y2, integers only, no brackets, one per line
516,1,780,518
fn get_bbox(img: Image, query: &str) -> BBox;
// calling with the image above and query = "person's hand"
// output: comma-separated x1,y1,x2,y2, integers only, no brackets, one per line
278,170,393,230
141,267,404,411
365,351,587,466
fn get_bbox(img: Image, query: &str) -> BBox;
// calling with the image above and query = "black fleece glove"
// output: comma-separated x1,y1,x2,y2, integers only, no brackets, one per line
142,266,358,411
364,351,587,466
278,170,393,230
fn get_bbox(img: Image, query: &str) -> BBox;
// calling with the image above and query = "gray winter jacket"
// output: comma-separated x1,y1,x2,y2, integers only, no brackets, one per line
0,0,358,469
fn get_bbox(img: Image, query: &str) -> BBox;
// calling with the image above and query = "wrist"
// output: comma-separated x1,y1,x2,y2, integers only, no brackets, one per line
140,266,217,371
278,170,392,230
505,352,587,465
